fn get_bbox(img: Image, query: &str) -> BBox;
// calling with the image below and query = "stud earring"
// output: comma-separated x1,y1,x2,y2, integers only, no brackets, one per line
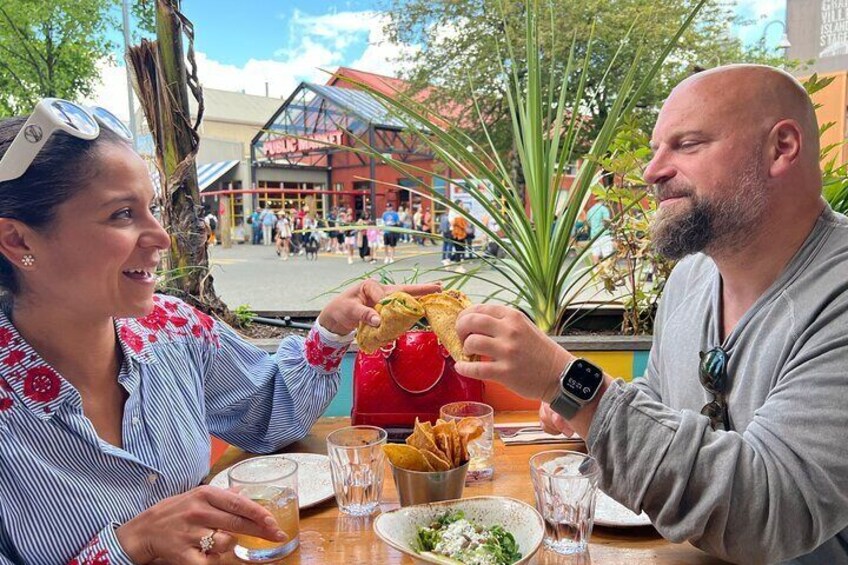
21,254,34,267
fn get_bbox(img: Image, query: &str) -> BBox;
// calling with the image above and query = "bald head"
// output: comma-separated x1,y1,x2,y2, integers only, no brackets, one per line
646,65,824,260
670,64,819,161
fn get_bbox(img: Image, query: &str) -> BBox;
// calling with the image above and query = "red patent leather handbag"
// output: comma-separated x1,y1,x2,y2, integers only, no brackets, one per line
351,330,484,429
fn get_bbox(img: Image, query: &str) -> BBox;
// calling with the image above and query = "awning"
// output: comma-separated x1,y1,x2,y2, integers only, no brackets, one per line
147,159,240,193
197,160,239,191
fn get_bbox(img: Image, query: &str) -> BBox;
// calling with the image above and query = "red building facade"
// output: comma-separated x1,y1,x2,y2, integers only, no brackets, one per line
250,69,442,221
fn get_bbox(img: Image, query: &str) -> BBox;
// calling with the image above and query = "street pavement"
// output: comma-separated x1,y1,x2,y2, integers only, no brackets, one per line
209,240,618,313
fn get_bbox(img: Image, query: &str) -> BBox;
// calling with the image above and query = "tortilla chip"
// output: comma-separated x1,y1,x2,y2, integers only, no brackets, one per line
383,444,433,472
433,431,454,468
407,419,445,460
457,417,485,464
356,291,425,353
432,420,462,467
420,448,452,472
420,293,477,363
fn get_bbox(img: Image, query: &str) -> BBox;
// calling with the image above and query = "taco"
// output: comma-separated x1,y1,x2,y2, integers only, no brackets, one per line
356,291,425,353
420,292,478,363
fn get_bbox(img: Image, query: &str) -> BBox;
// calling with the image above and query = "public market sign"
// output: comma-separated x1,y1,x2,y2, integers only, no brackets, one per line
263,131,345,158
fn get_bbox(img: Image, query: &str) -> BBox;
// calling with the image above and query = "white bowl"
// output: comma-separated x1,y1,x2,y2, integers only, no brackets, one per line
374,496,544,564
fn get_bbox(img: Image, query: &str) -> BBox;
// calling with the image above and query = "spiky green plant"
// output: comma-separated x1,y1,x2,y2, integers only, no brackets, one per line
309,0,706,334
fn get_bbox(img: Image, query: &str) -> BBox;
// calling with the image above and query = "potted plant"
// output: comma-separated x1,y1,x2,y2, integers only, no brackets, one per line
328,0,707,335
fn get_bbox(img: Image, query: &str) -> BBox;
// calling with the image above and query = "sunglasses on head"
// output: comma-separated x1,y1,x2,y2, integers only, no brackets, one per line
0,98,132,183
699,346,731,431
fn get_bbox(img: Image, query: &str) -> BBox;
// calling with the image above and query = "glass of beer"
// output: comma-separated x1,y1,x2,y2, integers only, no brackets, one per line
228,456,299,562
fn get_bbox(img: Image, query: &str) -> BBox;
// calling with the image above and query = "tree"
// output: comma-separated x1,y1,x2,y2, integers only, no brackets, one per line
0,0,157,118
383,0,786,155
128,0,230,319
0,0,115,116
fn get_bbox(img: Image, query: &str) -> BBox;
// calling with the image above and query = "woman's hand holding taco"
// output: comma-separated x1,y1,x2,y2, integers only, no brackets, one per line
318,279,440,337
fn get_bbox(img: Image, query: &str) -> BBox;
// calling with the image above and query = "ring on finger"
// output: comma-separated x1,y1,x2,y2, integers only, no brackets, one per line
199,529,217,554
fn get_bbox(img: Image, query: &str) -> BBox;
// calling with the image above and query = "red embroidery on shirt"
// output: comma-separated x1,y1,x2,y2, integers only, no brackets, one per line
304,328,348,372
68,534,111,565
3,349,25,366
23,367,61,403
194,309,215,331
119,325,145,353
0,327,14,348
123,296,219,350
0,397,12,411
0,378,10,391
137,305,169,331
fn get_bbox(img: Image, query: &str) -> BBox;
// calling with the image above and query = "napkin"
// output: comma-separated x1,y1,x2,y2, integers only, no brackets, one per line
495,422,583,445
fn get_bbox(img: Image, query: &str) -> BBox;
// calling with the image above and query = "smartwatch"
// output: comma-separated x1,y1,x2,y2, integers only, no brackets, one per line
548,357,604,420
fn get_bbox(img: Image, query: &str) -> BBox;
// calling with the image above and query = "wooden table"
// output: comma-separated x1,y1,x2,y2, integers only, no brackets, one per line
210,412,727,564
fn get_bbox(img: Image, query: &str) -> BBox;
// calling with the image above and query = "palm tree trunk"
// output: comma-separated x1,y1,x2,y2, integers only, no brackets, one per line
128,0,230,318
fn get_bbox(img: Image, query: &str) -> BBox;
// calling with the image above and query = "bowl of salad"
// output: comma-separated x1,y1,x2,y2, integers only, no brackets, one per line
374,496,543,564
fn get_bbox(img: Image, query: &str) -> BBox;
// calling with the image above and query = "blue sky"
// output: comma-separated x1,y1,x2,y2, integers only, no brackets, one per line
178,0,381,66
92,0,788,120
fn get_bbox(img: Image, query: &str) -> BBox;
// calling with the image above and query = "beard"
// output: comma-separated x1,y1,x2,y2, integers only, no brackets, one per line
649,159,768,260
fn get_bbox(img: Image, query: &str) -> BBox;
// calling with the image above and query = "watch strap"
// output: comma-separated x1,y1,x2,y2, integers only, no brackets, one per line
549,388,582,419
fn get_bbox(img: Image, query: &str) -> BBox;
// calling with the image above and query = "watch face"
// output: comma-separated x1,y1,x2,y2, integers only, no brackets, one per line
562,359,603,402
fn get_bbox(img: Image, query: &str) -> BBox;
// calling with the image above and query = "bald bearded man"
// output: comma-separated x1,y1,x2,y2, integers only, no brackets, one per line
454,65,848,564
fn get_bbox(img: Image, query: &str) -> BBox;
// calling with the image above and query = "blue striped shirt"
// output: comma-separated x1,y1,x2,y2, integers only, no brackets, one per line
0,294,347,564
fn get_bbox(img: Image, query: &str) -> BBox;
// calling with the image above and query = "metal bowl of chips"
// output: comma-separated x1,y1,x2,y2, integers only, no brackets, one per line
390,460,469,507
383,417,483,507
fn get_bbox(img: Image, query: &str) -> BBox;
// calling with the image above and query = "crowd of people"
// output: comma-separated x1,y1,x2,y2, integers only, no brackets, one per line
242,202,441,265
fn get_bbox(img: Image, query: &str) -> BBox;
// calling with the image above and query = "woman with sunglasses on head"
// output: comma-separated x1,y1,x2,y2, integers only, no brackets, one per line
0,100,438,564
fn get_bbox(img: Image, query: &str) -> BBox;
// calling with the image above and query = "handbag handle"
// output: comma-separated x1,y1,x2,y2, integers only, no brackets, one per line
382,336,451,395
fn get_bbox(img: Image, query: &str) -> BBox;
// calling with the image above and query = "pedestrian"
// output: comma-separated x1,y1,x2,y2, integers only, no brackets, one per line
439,213,453,265
260,206,275,246
381,201,400,263
274,211,292,260
421,207,433,245
463,207,476,261
450,212,468,263
366,220,380,264
587,199,613,263
357,214,371,262
344,209,357,265
249,207,262,245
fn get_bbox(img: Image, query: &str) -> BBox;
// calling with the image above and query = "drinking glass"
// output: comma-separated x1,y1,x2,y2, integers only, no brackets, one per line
440,401,494,482
326,425,387,516
529,451,600,555
228,456,299,563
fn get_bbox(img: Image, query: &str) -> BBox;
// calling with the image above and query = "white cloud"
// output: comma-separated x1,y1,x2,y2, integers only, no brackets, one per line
83,59,134,122
347,14,418,75
87,8,415,123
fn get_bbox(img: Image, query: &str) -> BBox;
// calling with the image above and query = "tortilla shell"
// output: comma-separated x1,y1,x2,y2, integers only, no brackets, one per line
420,293,477,362
356,291,425,353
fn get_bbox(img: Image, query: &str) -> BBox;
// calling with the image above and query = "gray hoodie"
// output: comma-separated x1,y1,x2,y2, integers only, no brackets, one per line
587,206,848,564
